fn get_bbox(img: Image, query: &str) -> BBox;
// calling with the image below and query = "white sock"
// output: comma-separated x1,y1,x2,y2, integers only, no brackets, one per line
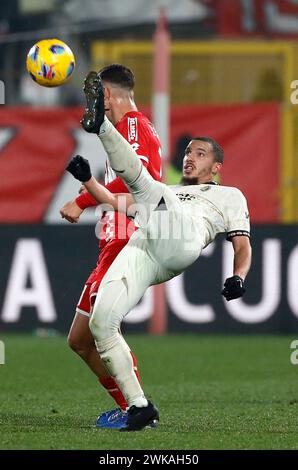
98,117,142,184
95,333,148,408
98,115,113,135
129,397,148,408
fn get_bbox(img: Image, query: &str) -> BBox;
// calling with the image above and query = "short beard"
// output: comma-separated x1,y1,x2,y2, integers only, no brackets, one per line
180,176,199,186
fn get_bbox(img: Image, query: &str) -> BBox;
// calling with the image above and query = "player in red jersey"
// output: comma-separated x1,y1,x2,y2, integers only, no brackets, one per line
60,65,161,429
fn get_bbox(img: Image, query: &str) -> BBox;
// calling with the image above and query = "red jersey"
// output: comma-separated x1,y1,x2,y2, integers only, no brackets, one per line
76,111,162,250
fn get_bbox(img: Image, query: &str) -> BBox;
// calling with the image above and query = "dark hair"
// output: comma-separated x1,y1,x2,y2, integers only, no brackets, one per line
98,64,135,90
192,136,224,164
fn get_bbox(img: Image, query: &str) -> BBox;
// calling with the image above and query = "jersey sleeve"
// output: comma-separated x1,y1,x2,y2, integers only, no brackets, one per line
75,164,146,209
75,178,128,211
105,177,129,193
225,189,250,241
75,190,98,210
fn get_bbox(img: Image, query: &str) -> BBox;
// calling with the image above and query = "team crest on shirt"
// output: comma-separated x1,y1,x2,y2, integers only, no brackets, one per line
128,117,138,142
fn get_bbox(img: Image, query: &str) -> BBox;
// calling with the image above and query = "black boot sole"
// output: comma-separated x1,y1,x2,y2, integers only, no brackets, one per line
81,72,104,133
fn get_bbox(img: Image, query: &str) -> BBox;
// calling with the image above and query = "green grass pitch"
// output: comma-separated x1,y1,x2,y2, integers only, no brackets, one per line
0,333,297,450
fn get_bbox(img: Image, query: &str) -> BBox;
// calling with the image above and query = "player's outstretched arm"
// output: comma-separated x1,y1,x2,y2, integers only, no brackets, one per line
84,177,134,213
222,236,251,301
66,155,134,213
231,235,252,280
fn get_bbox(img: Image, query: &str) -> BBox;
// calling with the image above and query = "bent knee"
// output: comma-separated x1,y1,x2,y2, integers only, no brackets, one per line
89,310,119,342
89,313,105,338
67,331,93,357
90,279,128,340
67,333,83,353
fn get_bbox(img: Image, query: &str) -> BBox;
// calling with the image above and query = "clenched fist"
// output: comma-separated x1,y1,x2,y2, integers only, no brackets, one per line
66,155,92,182
60,200,83,224
221,275,245,301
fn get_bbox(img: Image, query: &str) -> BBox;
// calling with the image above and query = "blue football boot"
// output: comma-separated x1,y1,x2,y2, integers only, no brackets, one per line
96,408,128,429
96,407,158,430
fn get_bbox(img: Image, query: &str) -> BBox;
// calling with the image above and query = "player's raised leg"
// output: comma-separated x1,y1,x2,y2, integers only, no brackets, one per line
81,76,177,217
97,117,203,271
99,117,165,205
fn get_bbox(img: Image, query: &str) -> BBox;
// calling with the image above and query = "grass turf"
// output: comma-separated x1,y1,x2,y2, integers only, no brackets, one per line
0,333,297,450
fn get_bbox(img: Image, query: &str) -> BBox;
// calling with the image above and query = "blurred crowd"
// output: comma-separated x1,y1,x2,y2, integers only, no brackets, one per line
1,0,298,105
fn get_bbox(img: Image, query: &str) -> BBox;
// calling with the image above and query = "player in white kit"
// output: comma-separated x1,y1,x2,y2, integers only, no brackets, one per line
66,81,252,431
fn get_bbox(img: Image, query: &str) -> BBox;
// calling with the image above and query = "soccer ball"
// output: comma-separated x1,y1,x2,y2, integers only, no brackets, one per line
26,39,75,87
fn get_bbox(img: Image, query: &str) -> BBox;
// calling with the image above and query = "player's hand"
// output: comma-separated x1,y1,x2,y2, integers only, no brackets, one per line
60,200,83,224
221,275,245,301
66,155,92,182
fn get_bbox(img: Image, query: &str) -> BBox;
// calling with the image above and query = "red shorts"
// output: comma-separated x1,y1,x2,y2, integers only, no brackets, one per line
76,239,128,316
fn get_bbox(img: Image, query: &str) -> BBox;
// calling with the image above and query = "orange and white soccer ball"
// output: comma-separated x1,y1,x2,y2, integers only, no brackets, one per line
26,39,75,87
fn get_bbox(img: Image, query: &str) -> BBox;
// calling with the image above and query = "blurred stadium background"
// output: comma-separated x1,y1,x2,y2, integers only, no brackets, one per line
0,0,298,335
0,0,298,450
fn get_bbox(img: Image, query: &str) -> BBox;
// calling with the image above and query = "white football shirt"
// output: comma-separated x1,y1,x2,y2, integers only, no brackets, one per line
172,183,250,248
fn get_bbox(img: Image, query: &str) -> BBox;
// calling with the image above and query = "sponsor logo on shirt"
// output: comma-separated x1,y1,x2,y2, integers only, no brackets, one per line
176,193,198,202
128,117,138,142
131,142,140,152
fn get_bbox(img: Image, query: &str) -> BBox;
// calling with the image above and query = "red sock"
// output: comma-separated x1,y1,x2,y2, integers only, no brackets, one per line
98,350,140,411
99,376,127,410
